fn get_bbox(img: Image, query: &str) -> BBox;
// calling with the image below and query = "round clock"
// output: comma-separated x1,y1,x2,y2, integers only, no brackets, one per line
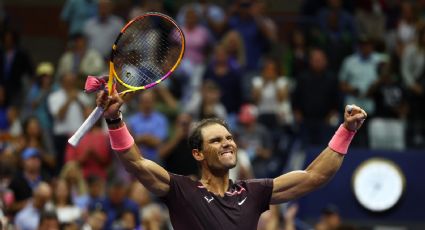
352,158,405,212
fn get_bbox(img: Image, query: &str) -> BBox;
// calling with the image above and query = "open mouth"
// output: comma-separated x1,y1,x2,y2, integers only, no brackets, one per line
220,150,233,157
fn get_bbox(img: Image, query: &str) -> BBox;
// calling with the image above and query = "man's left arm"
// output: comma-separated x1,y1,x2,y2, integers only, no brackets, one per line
270,105,367,204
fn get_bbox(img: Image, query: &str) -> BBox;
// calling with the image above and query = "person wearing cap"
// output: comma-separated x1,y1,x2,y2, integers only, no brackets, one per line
97,84,367,229
22,62,56,133
234,104,273,178
8,147,50,213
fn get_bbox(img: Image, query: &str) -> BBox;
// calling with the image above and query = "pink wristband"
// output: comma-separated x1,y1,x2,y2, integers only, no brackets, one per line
109,124,134,151
328,124,356,155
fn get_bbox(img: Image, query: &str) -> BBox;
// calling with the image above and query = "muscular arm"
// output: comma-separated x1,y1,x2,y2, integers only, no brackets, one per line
271,105,367,204
112,122,170,196
271,147,343,204
99,90,170,196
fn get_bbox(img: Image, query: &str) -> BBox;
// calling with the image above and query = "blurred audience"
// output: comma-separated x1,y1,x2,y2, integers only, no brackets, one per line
0,29,34,106
339,35,384,147
1,1,425,229
47,72,92,173
127,91,169,163
159,113,198,177
65,120,111,179
83,0,124,58
14,182,52,230
61,0,98,36
292,48,340,147
8,148,51,214
57,33,105,87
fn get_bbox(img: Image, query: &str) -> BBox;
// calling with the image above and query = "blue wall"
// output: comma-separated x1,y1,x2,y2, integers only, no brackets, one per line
296,148,425,225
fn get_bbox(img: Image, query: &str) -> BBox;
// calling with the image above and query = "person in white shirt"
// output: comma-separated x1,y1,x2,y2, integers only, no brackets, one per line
48,73,92,171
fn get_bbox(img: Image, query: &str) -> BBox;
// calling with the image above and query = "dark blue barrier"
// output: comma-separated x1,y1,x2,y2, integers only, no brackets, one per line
296,148,425,225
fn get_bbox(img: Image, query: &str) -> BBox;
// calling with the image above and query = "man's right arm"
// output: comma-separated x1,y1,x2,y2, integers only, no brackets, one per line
113,136,170,196
99,90,170,196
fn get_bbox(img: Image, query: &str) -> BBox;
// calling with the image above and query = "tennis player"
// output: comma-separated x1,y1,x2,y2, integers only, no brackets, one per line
97,89,367,230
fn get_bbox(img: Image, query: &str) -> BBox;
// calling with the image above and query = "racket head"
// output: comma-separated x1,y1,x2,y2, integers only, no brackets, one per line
110,12,185,94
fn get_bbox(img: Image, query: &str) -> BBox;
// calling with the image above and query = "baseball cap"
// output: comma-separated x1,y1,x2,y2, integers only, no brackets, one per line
36,62,54,76
238,104,258,124
21,147,40,160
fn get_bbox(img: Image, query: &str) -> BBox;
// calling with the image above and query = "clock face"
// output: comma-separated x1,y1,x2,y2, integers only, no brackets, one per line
353,158,405,212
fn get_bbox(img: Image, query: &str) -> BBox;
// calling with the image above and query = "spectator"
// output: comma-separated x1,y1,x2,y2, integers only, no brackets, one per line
228,0,274,72
127,91,169,163
22,62,56,136
220,30,246,71
0,29,33,106
339,35,384,147
82,209,107,230
83,0,125,58
283,29,309,78
51,179,82,224
47,72,92,172
395,1,418,51
60,0,98,36
313,0,357,72
65,120,111,179
57,33,106,87
176,0,226,39
367,61,408,150
354,0,386,43
159,113,199,177
401,25,425,148
292,49,340,147
59,161,89,210
251,56,292,129
315,204,342,230
19,116,56,175
185,79,227,121
14,182,52,230
203,44,244,129
180,6,214,68
141,203,169,230
37,210,60,230
91,179,139,230
234,104,274,178
85,175,105,212
8,148,50,214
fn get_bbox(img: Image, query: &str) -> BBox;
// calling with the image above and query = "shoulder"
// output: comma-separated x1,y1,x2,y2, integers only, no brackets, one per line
235,178,273,190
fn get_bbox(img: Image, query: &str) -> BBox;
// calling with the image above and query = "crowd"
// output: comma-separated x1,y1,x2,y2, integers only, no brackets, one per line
0,0,424,229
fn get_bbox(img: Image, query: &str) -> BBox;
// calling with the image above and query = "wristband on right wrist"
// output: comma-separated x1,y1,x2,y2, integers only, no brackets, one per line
108,123,134,152
328,124,356,155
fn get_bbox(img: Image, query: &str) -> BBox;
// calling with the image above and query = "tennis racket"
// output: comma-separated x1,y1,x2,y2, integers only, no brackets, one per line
68,12,185,147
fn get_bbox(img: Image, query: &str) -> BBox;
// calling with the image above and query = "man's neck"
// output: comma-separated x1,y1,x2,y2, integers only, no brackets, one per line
200,169,230,197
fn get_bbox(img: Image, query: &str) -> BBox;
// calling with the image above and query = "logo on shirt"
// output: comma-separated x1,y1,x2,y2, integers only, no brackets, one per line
238,197,247,206
204,196,214,203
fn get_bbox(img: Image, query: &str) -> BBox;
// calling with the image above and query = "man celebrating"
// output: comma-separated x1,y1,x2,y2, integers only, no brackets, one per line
97,89,366,230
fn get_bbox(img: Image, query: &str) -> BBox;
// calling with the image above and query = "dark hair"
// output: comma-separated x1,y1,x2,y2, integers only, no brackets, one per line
39,210,59,226
188,118,230,151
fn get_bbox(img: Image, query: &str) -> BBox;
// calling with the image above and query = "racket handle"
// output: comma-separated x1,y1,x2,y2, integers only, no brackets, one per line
68,106,104,147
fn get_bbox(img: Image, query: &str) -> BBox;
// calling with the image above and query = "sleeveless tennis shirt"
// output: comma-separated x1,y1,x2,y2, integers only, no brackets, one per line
161,173,273,230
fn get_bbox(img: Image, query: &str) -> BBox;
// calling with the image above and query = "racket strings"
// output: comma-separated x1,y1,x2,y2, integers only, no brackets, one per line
113,15,183,88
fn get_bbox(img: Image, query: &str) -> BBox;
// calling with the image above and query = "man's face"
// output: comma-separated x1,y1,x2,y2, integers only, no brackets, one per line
200,124,238,171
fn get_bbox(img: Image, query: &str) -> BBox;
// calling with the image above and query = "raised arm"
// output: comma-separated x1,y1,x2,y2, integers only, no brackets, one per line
271,105,367,204
98,90,170,196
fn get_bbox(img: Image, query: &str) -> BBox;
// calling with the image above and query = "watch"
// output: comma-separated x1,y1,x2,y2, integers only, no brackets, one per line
352,158,405,212
105,111,123,125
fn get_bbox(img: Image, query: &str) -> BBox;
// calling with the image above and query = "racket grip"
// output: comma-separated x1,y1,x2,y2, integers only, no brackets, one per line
68,106,105,147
